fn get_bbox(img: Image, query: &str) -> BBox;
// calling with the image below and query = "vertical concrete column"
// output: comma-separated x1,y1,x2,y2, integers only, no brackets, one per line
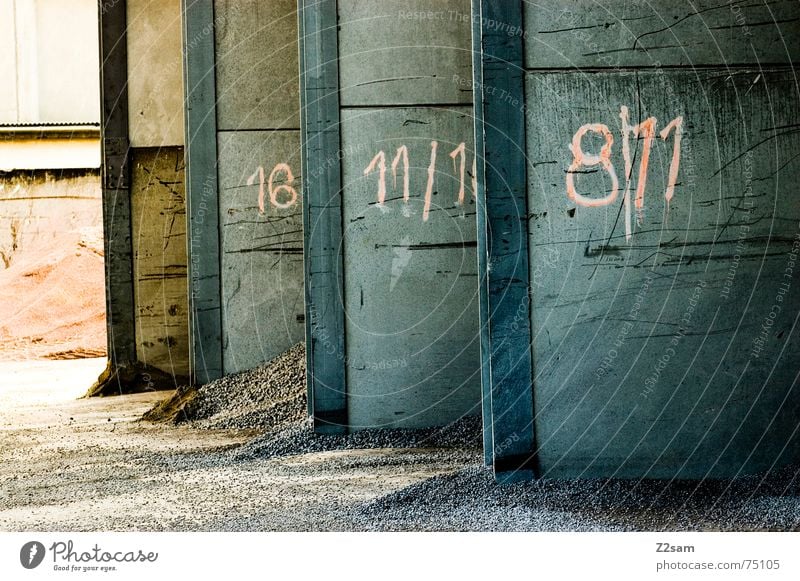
95,0,138,390
182,0,223,384
473,0,536,483
299,0,348,433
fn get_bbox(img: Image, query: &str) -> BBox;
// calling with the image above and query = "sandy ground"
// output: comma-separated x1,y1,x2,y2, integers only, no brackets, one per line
0,359,798,532
0,226,106,361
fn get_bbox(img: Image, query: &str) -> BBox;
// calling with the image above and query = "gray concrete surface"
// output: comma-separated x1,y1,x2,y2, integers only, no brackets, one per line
214,0,300,131
340,106,481,429
217,131,305,374
523,0,800,68
523,69,800,479
1,358,797,531
338,0,472,106
127,0,184,147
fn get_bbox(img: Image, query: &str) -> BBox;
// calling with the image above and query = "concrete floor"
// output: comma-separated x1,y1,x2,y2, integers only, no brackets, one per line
0,359,798,531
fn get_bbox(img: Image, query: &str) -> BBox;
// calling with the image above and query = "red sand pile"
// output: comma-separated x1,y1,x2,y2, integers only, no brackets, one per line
0,226,107,361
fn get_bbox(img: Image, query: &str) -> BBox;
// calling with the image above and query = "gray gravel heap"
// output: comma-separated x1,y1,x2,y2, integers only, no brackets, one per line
233,414,482,461
353,462,800,531
138,343,798,532
165,341,483,461
178,343,306,431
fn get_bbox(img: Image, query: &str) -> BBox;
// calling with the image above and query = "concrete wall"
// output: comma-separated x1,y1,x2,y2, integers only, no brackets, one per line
517,1,800,478
0,1,19,123
0,0,100,125
127,0,185,148
130,148,189,378
336,0,479,428
126,0,189,377
215,0,305,374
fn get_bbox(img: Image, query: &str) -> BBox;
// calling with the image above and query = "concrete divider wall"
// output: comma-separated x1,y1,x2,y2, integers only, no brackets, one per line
127,0,189,379
214,0,305,374
476,0,800,481
130,148,189,378
303,0,481,430
0,170,101,269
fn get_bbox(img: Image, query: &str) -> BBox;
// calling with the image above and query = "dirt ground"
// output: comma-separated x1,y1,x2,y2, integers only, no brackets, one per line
0,359,470,531
0,226,106,361
0,359,798,532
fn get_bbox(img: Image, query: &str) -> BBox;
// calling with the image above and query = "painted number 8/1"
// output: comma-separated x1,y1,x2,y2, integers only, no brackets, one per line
566,106,683,241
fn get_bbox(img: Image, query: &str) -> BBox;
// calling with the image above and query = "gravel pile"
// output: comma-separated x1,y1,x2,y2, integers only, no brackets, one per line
146,341,483,460
352,462,800,531
133,343,799,532
233,413,482,461
166,343,306,431
5,359,798,531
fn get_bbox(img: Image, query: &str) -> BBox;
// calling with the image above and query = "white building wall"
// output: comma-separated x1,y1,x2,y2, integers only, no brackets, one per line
0,0,100,126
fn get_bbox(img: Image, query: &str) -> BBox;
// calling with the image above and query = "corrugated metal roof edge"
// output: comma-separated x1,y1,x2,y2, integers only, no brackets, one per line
0,122,100,128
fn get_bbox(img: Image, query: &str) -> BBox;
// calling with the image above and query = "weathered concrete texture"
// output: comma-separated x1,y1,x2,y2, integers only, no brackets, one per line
525,69,800,478
340,107,481,429
131,147,189,379
100,0,136,372
523,0,800,68
338,0,473,106
217,131,304,374
0,170,100,268
127,0,185,147
214,0,300,130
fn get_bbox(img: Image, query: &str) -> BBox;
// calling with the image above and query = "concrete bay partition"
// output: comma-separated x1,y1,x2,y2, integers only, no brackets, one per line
98,0,138,383
474,0,800,482
128,0,190,381
92,0,191,394
184,0,304,382
301,0,481,431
